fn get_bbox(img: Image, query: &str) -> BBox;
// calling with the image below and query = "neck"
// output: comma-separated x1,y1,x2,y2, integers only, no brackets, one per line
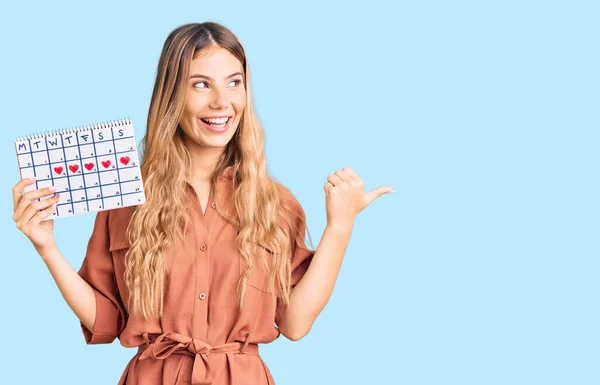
183,137,225,184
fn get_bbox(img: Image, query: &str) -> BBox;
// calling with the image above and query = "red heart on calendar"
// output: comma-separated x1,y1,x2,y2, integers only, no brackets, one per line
101,160,111,169
69,164,79,173
53,166,63,175
84,162,94,171
120,156,130,165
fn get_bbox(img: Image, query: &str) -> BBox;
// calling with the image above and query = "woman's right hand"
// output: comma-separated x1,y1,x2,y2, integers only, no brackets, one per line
12,178,61,253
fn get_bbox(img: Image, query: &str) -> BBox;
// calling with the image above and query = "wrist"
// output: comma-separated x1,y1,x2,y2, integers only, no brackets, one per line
326,219,354,234
36,243,59,261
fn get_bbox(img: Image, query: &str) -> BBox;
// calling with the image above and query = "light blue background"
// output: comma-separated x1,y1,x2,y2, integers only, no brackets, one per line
1,1,598,384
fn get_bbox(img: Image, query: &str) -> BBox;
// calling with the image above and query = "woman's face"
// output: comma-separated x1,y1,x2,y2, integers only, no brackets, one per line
179,46,246,150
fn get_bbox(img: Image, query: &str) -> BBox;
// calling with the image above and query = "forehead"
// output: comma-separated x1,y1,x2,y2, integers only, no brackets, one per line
189,46,242,75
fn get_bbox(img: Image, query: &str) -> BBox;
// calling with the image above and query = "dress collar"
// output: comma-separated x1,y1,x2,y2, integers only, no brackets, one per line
184,165,235,194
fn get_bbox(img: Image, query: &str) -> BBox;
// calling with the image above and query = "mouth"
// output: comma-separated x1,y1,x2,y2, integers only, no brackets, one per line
199,116,232,133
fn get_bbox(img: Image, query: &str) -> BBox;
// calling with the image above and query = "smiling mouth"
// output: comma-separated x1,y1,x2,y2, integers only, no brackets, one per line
200,117,231,128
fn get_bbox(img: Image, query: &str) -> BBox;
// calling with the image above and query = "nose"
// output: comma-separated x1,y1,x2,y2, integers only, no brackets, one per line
209,87,229,110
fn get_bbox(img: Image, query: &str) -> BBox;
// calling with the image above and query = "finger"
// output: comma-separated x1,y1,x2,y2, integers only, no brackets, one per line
18,193,58,228
27,200,58,227
327,174,342,187
23,184,58,202
17,193,59,228
14,186,58,222
342,167,359,179
365,186,395,205
323,182,333,195
334,169,351,182
13,177,37,212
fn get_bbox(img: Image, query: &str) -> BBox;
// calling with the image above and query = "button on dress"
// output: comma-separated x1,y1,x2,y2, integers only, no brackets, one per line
77,166,315,385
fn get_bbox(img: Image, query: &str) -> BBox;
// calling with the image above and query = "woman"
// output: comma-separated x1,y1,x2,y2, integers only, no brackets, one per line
11,22,394,385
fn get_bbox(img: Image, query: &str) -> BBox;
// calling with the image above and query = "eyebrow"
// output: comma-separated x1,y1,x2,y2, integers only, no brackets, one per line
190,72,243,80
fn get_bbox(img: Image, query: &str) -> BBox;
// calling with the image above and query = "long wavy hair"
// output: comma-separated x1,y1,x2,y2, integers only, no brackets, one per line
123,22,313,320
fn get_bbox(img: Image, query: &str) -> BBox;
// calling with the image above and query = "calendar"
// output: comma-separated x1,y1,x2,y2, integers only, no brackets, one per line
14,118,146,220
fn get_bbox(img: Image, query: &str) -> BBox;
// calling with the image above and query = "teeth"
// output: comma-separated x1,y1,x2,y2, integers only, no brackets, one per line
202,117,229,124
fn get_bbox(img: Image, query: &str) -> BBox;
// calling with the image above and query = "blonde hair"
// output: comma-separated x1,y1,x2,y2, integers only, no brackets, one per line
124,22,312,320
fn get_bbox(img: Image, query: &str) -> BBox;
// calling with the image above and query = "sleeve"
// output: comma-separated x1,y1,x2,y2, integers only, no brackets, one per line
275,198,315,326
77,209,127,344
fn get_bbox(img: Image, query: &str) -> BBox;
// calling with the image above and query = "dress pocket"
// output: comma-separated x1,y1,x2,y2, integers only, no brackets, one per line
242,245,274,295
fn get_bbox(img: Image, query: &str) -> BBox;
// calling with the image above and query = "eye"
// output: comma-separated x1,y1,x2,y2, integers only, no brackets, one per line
229,79,242,87
193,81,208,89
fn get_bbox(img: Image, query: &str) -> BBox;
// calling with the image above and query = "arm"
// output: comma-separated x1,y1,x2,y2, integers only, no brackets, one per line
44,210,127,344
278,166,393,340
39,245,97,334
277,222,352,340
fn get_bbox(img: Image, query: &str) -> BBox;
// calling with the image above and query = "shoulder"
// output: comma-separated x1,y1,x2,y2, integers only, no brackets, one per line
274,182,308,228
274,182,302,213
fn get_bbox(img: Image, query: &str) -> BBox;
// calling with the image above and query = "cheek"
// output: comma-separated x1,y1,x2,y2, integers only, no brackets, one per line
185,92,208,112
182,101,196,121
234,94,247,114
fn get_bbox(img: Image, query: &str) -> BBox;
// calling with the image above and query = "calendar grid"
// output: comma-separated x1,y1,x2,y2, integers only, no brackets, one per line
26,137,40,197
110,126,124,208
74,128,90,214
14,118,146,220
43,135,54,204
90,126,105,210
58,134,74,215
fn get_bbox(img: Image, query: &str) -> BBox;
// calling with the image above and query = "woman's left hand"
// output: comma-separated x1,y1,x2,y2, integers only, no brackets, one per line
324,166,394,228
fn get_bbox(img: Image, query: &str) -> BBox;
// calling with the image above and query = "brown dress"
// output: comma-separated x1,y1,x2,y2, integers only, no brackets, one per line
77,166,315,385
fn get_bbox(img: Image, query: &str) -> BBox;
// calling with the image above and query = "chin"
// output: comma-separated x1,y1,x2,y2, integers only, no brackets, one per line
202,136,234,148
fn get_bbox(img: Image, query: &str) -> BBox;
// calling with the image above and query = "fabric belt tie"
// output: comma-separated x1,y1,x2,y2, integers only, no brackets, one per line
138,332,258,385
